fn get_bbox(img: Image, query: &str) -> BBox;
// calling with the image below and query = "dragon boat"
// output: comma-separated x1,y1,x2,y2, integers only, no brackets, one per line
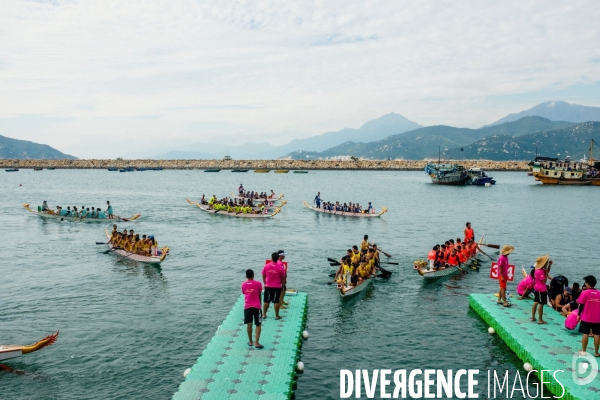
186,199,284,219
23,204,141,222
0,331,59,362
338,275,373,297
104,230,169,264
303,202,387,217
230,193,284,203
414,257,480,279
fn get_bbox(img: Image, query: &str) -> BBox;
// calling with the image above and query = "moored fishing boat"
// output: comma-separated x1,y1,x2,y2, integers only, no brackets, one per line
186,199,284,218
424,163,469,185
0,331,59,362
107,167,118,171
303,202,387,217
338,275,373,297
204,169,221,172
466,168,496,186
5,168,19,172
104,230,169,264
232,169,249,172
254,169,270,173
530,140,600,185
275,170,289,173
34,167,43,171
293,170,309,173
23,204,141,222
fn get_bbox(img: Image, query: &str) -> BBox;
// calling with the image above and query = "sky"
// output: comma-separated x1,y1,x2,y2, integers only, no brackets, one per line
1,0,600,159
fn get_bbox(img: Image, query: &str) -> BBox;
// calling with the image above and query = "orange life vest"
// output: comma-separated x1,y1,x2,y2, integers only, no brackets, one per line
427,250,436,260
465,227,474,242
447,254,460,266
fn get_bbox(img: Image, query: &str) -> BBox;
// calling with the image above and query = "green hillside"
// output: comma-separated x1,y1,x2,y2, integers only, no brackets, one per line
442,122,600,160
0,135,76,159
286,117,575,160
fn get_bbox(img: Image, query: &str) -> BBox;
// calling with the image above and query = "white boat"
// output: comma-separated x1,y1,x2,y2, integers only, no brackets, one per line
414,258,478,279
338,275,373,297
230,193,284,203
186,199,284,219
104,230,169,264
0,331,59,361
24,204,141,222
303,202,387,217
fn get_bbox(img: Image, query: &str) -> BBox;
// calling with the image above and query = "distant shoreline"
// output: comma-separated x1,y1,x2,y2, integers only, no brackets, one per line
0,159,530,171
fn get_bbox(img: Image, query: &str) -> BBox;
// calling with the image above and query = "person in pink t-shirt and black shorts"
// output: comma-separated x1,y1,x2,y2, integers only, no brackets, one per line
578,275,600,357
262,252,286,320
531,255,553,325
242,269,263,349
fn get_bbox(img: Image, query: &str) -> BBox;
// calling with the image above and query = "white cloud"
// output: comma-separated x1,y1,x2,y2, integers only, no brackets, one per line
0,0,599,158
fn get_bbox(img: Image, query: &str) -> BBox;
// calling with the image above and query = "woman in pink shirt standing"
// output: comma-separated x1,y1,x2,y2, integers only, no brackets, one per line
531,255,553,324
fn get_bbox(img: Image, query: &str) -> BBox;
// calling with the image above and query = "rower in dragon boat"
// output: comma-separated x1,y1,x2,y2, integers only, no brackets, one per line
37,201,114,219
317,199,377,214
108,225,163,257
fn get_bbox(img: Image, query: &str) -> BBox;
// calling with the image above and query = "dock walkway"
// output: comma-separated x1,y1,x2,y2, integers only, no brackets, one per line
173,292,308,400
469,293,600,400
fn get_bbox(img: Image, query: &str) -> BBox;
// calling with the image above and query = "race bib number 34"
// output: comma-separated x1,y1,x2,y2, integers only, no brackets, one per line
489,262,515,281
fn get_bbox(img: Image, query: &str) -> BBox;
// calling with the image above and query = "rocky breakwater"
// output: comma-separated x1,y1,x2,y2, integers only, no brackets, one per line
0,159,529,171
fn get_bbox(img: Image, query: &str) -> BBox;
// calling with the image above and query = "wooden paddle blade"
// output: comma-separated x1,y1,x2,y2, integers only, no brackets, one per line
483,244,500,249
330,262,340,266
95,242,107,245
382,262,399,265
327,257,338,263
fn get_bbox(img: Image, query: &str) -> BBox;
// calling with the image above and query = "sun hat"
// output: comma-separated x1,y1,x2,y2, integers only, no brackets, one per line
500,245,514,256
534,255,550,269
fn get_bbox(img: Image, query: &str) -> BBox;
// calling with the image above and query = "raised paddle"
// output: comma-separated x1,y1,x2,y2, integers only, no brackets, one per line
481,243,500,249
379,249,392,258
327,257,339,264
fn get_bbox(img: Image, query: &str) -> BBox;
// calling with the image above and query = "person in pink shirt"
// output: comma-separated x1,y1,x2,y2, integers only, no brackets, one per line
577,275,600,357
277,250,288,307
531,255,553,324
262,252,285,320
242,269,263,349
497,245,514,307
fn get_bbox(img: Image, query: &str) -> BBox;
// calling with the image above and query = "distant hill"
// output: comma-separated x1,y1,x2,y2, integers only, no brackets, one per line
442,122,600,160
489,101,600,126
0,135,76,159
287,117,575,160
124,112,422,160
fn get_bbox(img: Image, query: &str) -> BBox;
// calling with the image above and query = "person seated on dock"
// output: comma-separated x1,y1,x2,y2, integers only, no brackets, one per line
553,287,573,312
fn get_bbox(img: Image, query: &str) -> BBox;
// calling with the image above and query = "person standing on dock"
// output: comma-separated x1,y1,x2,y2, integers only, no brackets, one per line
242,269,263,349
532,255,552,324
577,275,600,357
262,252,285,320
277,250,289,308
497,245,514,307
314,192,321,208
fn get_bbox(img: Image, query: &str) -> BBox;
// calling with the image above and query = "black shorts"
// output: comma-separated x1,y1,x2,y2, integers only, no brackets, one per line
578,320,600,335
244,307,262,326
533,291,548,304
263,287,281,303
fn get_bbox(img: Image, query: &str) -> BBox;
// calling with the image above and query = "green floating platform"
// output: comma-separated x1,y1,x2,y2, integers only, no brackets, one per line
173,292,308,400
470,293,600,400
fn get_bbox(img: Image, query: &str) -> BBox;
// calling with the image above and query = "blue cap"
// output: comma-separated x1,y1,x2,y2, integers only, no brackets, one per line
149,235,154,239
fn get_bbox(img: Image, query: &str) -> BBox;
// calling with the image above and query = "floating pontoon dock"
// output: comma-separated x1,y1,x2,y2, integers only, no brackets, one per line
469,293,600,400
173,292,308,400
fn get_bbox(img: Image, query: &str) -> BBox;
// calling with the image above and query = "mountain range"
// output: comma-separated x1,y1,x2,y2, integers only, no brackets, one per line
489,101,600,126
0,135,76,160
287,117,577,160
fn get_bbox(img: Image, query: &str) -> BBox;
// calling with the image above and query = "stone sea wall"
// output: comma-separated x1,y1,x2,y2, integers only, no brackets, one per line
0,159,529,171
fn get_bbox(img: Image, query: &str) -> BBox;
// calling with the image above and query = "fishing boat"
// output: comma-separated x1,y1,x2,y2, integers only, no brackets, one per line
0,331,59,362
424,163,469,185
275,170,289,173
107,167,118,171
531,140,600,185
204,169,221,172
303,202,387,217
254,169,270,173
230,193,284,203
46,167,55,170
34,167,43,171
104,230,169,264
23,204,141,222
466,168,496,186
186,199,284,218
293,170,309,174
5,168,19,172
338,275,373,297
232,169,249,172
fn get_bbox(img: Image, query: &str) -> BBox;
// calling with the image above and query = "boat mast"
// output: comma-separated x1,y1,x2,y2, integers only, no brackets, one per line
438,145,440,164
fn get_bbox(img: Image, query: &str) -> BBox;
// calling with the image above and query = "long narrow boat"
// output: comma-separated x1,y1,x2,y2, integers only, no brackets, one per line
254,169,270,173
232,169,249,172
0,331,59,361
186,199,284,218
104,230,169,264
303,202,387,217
338,275,373,297
274,170,289,173
230,193,284,203
23,204,141,222
414,257,478,279
5,168,19,172
293,170,309,174
204,169,221,172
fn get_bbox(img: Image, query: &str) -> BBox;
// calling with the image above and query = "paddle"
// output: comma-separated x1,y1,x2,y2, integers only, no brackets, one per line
381,261,399,265
477,246,494,261
95,241,109,245
327,257,339,264
481,243,500,249
378,248,392,258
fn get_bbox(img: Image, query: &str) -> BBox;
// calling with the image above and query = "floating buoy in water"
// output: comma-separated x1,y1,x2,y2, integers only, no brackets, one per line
488,327,495,335
523,363,532,372
302,330,308,339
297,361,304,372
183,368,191,378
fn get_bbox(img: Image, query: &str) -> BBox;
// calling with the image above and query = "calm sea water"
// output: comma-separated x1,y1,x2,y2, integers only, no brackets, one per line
1,169,599,399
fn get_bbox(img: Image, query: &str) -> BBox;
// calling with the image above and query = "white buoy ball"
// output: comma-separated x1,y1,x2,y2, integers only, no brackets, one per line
183,368,191,378
297,361,304,372
523,363,532,372
302,330,309,339
488,327,495,335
